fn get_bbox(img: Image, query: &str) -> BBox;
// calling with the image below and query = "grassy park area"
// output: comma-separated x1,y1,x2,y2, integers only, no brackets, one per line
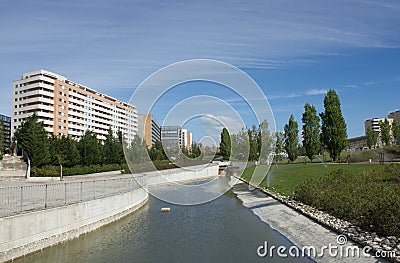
240,162,384,196
239,162,400,237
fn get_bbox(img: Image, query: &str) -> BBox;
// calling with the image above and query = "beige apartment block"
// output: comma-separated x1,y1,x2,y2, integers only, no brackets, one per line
181,128,192,151
137,114,161,148
11,70,138,144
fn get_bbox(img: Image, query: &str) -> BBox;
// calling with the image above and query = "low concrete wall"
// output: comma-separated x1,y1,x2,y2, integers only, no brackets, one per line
27,176,61,182
145,163,219,186
0,188,148,262
0,164,219,262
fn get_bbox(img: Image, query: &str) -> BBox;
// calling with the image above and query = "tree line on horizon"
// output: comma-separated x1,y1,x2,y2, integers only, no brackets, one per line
219,89,358,163
220,119,274,162
13,113,126,168
11,113,203,171
284,89,347,162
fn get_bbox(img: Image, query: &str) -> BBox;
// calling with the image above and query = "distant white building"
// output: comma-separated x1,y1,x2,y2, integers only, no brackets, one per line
364,117,393,147
161,126,181,149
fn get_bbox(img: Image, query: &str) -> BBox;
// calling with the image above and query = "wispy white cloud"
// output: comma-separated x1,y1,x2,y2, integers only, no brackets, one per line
197,114,244,143
365,81,375,86
305,89,329,96
269,88,328,100
344,84,358,89
268,93,301,100
1,0,400,115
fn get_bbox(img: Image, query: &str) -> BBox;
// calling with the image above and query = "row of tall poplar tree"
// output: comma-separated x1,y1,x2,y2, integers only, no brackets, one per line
283,89,347,162
219,89,349,162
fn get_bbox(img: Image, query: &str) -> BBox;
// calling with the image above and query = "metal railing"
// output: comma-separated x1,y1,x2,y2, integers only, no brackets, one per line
0,176,142,218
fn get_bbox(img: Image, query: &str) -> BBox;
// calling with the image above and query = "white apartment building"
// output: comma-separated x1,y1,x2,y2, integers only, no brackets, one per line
364,117,393,147
12,70,138,144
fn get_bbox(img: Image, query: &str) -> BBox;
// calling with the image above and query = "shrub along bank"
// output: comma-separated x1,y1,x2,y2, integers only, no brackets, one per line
295,163,400,237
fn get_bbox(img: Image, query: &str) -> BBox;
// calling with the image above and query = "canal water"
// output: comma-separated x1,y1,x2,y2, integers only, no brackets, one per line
15,179,312,263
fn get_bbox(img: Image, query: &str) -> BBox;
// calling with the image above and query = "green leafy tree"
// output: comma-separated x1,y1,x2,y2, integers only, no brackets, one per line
392,120,400,145
366,126,378,149
103,127,124,164
14,113,50,167
49,135,80,167
274,131,285,162
65,137,80,166
284,115,299,162
78,130,102,165
219,128,231,160
302,103,321,162
320,89,347,161
181,146,189,158
231,128,249,161
379,119,391,146
190,142,202,159
148,140,167,161
126,135,147,164
116,129,125,164
248,125,259,161
257,120,272,163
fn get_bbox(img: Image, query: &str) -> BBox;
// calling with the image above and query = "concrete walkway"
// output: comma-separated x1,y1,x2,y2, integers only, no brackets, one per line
232,182,386,263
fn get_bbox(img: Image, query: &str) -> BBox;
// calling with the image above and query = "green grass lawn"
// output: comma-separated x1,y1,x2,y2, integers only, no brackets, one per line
240,162,400,237
240,163,384,196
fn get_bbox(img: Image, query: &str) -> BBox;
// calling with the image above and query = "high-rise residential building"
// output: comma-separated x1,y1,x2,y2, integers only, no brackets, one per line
11,70,138,144
388,110,400,125
161,126,181,149
181,129,192,151
364,117,393,148
137,114,161,148
0,114,11,152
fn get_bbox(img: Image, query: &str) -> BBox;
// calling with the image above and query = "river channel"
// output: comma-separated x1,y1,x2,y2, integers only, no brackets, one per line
15,178,312,262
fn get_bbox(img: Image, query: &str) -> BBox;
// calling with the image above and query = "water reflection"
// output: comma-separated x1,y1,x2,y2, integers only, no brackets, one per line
15,178,311,263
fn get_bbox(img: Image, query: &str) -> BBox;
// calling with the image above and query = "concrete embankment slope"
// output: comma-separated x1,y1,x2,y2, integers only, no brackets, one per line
232,182,382,263
0,164,219,262
145,163,219,186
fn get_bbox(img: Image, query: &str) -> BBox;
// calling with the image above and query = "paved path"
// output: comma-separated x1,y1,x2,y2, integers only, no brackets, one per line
0,170,125,187
0,171,140,218
232,182,386,263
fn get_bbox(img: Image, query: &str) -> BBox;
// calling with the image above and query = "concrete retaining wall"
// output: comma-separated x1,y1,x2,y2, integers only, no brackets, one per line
0,188,148,262
145,163,219,186
0,163,219,262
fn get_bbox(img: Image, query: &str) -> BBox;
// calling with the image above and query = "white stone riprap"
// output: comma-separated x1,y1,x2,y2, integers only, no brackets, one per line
232,180,390,263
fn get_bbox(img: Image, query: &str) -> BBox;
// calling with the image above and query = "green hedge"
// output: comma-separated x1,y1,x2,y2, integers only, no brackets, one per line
295,164,400,237
32,160,212,177
31,164,126,177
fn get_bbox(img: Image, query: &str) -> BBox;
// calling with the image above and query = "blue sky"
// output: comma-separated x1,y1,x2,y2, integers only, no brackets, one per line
0,0,399,142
